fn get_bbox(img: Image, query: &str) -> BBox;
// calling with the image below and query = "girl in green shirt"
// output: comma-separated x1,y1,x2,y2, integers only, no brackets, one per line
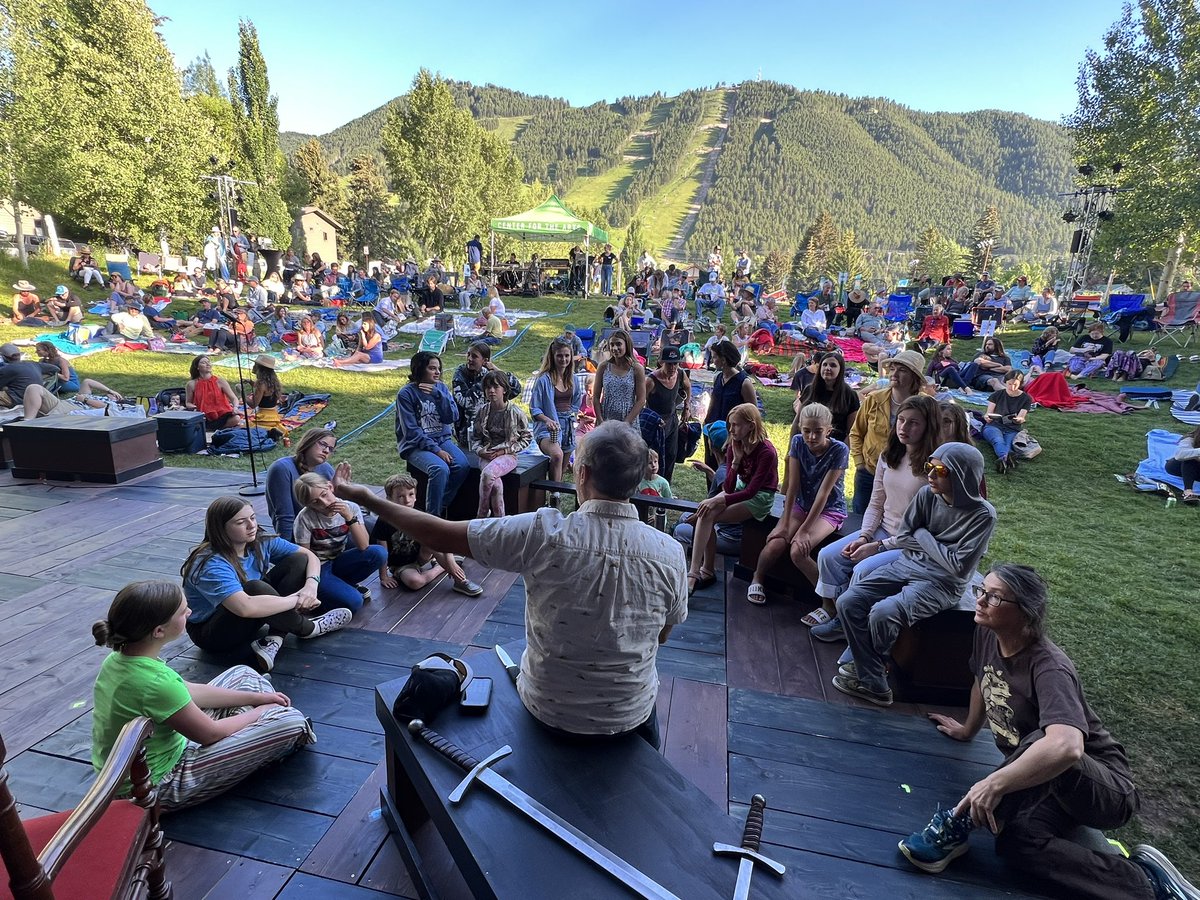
92,580,314,811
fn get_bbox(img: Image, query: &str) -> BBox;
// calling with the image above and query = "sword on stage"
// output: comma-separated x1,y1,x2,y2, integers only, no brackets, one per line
407,719,683,900
713,794,786,900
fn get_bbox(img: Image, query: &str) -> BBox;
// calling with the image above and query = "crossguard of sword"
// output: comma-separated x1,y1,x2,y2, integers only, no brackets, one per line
407,719,513,805
713,795,785,876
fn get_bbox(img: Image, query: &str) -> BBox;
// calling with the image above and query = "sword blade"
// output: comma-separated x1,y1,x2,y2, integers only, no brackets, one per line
732,857,754,900
475,767,682,900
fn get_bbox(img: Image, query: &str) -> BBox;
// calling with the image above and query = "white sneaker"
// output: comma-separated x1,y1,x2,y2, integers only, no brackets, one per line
251,635,284,673
302,607,352,639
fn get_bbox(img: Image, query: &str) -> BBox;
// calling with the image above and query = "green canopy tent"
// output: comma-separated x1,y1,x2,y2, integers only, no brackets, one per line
489,195,609,297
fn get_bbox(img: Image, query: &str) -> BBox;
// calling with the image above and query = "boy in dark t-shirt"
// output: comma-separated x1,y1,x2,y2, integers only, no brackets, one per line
371,474,481,596
899,564,1193,900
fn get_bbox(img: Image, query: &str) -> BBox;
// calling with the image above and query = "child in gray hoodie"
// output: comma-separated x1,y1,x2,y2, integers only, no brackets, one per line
833,441,996,706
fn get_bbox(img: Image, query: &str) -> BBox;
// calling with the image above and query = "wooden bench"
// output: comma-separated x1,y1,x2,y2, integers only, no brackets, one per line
375,647,792,900
5,416,162,483
407,452,549,519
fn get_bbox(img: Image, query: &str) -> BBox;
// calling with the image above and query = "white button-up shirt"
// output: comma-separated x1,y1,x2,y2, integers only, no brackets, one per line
468,500,688,734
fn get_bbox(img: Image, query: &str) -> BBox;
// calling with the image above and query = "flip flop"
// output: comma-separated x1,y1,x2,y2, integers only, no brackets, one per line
746,583,767,605
801,607,832,628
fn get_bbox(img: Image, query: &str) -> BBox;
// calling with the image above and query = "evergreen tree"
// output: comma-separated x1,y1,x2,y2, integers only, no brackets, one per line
227,19,290,245
346,155,401,261
787,245,808,295
968,205,1001,276
759,249,789,291
914,225,966,281
291,138,348,231
622,217,650,273
1068,0,1199,293
825,230,870,288
795,212,839,286
381,70,525,262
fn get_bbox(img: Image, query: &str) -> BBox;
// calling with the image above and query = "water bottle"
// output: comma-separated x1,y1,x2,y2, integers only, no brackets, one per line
654,507,667,532
148,397,158,415
1165,495,1176,510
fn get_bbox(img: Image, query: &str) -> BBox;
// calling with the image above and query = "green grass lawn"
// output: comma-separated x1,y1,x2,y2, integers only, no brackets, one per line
4,254,1200,875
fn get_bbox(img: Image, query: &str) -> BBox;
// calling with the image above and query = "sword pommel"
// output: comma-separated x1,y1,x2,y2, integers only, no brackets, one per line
741,795,766,853
408,719,481,770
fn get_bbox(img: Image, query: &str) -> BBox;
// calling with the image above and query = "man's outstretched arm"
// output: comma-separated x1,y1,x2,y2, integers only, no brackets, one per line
332,462,473,559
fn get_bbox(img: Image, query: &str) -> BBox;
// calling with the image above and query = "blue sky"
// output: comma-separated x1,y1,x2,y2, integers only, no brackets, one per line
153,0,1127,134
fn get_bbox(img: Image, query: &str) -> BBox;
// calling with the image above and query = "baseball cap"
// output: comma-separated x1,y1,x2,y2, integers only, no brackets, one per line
54,285,67,296
708,271,718,282
563,323,576,332
660,346,681,363
702,421,728,449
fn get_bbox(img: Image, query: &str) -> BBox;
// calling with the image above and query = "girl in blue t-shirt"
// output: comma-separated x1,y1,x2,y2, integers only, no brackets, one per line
747,403,848,606
181,496,352,675
92,579,313,810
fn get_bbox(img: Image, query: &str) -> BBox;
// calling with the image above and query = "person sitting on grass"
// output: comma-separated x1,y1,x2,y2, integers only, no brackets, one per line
470,370,533,520
371,474,483,596
861,323,906,370
1028,326,1062,375
959,336,1013,392
292,472,388,611
1166,424,1200,505
832,442,996,707
898,564,1197,900
35,341,81,395
91,580,313,811
181,497,352,674
926,342,972,392
46,284,83,324
800,297,831,346
331,315,384,367
1066,321,1113,380
810,395,939,638
109,301,155,341
294,314,325,359
982,370,1032,475
748,403,847,607
185,354,243,431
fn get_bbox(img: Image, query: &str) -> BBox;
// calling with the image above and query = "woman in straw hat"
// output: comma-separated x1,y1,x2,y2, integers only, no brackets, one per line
248,354,285,432
848,349,926,514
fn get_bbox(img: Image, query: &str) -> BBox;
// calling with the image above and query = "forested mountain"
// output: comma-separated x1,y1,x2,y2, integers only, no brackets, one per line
281,79,1073,260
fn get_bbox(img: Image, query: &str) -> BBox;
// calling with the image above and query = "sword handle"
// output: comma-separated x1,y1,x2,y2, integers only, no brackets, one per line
408,719,481,771
741,794,766,853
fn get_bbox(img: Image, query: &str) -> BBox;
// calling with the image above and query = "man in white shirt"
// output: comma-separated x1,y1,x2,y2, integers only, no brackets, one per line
735,249,751,278
109,302,155,340
331,422,688,747
638,250,656,272
695,271,727,322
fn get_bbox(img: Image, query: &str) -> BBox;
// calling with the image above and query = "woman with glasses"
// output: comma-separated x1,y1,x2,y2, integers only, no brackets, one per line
831,442,997,708
266,429,337,541
898,564,1196,900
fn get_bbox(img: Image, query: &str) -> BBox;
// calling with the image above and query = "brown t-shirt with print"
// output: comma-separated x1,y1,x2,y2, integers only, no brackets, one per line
970,629,1131,778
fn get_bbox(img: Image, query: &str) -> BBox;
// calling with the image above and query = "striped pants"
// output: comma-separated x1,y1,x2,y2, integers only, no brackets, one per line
157,665,315,811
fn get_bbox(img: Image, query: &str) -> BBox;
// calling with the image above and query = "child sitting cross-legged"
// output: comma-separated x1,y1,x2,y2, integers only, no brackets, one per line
293,472,388,612
470,369,533,519
371,474,483,596
92,580,313,811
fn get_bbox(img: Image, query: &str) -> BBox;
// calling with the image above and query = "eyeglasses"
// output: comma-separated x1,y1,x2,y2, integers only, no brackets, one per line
924,461,949,478
316,441,336,452
973,585,1019,608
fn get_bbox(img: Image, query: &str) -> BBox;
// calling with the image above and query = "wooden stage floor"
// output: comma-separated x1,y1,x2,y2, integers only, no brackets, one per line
0,466,1054,898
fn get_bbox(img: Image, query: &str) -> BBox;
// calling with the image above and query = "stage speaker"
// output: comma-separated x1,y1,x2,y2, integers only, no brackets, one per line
1070,230,1087,253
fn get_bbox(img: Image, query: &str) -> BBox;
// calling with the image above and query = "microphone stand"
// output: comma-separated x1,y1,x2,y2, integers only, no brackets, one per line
220,309,265,497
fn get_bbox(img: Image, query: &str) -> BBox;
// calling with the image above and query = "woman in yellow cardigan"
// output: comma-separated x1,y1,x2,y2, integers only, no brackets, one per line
848,350,924,514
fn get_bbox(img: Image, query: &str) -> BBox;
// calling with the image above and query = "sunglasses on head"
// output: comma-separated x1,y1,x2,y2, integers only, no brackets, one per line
924,461,950,478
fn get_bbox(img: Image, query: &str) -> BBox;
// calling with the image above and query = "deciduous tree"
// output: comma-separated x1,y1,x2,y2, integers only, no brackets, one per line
1068,0,1199,294
968,205,1001,276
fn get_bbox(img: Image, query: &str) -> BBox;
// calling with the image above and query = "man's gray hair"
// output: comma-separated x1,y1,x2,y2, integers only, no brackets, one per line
577,421,648,500
989,563,1048,641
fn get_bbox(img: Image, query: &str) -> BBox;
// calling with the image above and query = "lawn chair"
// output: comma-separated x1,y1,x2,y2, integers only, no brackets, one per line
136,251,161,275
885,294,913,324
576,327,596,357
1101,293,1148,337
1149,292,1200,349
419,328,450,355
105,254,133,282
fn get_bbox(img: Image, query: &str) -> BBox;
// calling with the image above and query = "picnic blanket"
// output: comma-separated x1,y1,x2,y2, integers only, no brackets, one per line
829,336,867,363
20,333,112,358
937,388,990,408
279,394,330,432
1135,428,1189,491
1025,372,1084,409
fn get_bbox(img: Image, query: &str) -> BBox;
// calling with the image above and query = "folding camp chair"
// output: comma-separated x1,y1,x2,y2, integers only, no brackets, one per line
137,251,162,274
1101,293,1148,337
1149,292,1200,349
419,328,450,355
576,328,596,357
885,294,913,323
106,254,133,281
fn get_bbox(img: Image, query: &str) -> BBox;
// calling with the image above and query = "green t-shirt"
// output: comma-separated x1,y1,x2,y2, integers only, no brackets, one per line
92,652,191,783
